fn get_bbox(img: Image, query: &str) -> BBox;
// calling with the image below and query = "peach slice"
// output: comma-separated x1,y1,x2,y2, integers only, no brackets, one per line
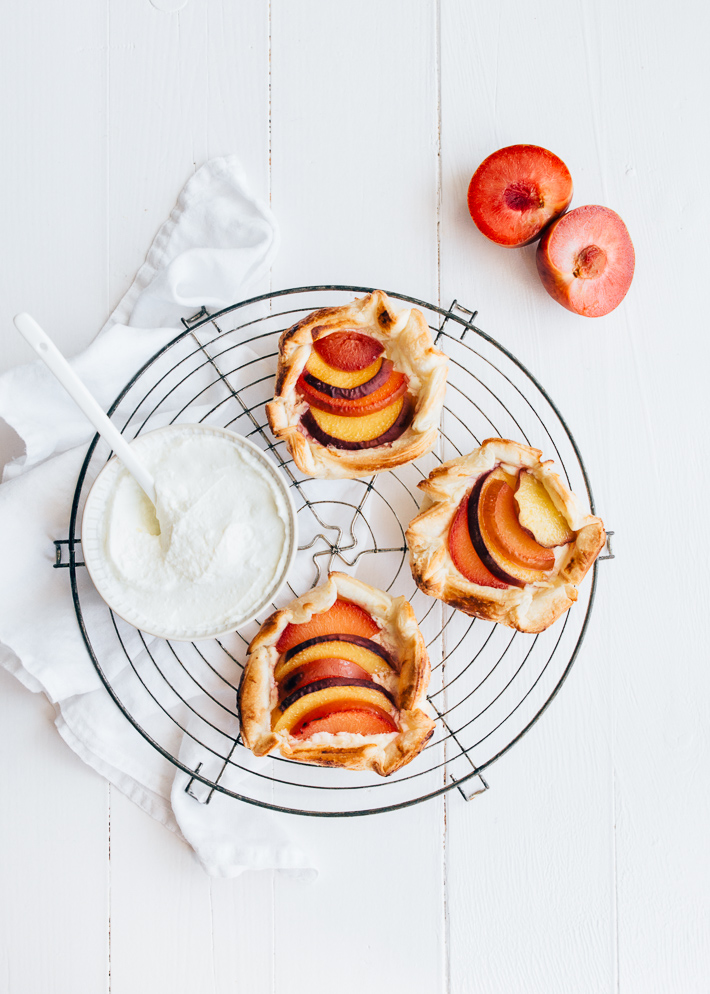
308,395,404,442
294,705,398,738
275,599,379,653
302,398,411,451
274,638,393,683
313,331,384,371
448,492,510,589
278,659,373,699
467,145,573,247
536,205,635,317
298,367,408,416
303,358,391,399
272,684,397,734
305,351,384,390
468,471,553,586
515,471,574,548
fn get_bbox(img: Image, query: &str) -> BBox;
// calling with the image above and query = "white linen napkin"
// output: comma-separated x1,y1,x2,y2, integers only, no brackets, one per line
0,156,316,879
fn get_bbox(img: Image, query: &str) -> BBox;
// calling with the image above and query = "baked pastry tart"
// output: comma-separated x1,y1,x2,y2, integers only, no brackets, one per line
238,571,435,775
266,291,448,479
406,438,605,634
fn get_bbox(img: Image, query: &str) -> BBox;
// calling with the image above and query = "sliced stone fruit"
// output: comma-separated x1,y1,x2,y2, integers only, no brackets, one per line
279,678,395,713
515,471,575,548
448,492,510,589
304,357,391,399
294,704,398,739
272,684,397,734
305,350,384,390
302,396,411,450
468,471,553,586
274,637,393,683
298,365,407,416
313,331,384,371
275,598,379,653
278,658,372,699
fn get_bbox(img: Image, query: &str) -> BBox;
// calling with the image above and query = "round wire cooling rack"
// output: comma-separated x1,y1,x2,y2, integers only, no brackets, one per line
63,285,611,817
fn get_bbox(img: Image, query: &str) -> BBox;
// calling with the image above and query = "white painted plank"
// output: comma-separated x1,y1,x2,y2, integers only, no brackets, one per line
0,2,109,991
0,669,108,994
269,3,446,992
105,3,274,992
440,1,710,992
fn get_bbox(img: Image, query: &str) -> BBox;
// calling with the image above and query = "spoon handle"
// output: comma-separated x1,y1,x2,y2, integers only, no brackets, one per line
13,313,157,505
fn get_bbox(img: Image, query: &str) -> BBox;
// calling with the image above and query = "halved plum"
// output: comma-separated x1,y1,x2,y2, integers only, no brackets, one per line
279,658,373,698
304,351,384,390
448,491,510,589
272,684,397,734
313,331,384,371
298,364,407,415
302,397,411,451
274,637,393,683
275,599,379,654
294,704,398,739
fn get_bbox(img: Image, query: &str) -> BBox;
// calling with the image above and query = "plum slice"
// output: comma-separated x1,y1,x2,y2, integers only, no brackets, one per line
299,359,408,413
304,351,384,390
275,599,379,653
448,491,509,589
467,471,552,586
279,658,372,698
467,144,573,247
294,705,398,739
272,684,397,734
536,204,635,317
274,637,394,683
301,397,411,451
279,678,395,713
303,358,392,399
313,331,384,371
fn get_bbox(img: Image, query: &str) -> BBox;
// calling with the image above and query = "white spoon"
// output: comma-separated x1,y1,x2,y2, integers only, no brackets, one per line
13,313,158,507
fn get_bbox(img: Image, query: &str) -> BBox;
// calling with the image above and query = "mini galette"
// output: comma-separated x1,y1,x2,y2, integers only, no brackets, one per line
406,438,605,634
266,291,448,479
238,571,435,775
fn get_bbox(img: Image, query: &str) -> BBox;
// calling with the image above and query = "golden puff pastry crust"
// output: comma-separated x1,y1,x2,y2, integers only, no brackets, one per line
406,438,605,634
266,291,448,479
238,571,435,776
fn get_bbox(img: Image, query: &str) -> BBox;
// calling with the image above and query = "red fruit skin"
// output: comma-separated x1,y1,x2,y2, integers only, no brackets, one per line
293,704,398,738
536,204,635,317
467,144,573,247
313,331,384,371
301,398,412,451
279,659,373,698
298,366,408,417
448,490,510,589
304,359,392,399
275,599,379,653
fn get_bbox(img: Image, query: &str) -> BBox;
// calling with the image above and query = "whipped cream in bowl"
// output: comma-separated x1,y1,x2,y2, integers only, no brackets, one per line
81,424,297,640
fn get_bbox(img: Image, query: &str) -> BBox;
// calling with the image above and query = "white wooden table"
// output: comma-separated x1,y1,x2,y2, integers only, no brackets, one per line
1,2,708,991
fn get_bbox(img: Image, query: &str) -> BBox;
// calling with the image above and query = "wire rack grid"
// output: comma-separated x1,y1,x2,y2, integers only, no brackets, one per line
60,285,609,817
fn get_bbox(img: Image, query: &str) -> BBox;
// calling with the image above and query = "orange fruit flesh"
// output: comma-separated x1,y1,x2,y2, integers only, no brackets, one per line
480,478,555,571
305,351,383,389
275,599,379,654
272,685,396,734
294,704,398,738
298,369,407,416
274,639,392,683
309,396,404,443
449,494,509,589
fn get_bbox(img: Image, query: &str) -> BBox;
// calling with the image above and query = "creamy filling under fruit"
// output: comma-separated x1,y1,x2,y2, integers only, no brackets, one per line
100,429,291,633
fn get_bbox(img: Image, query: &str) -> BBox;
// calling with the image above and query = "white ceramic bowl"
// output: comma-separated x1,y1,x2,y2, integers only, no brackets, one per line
81,424,298,641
